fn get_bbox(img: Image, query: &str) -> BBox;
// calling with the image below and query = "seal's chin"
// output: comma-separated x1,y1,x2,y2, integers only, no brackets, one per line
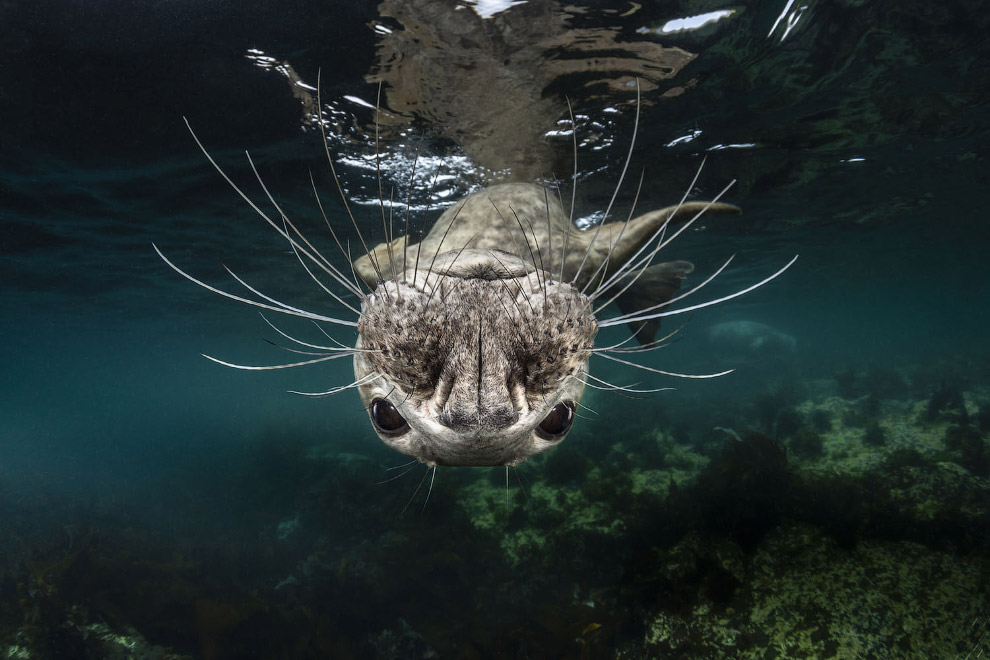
394,425,561,468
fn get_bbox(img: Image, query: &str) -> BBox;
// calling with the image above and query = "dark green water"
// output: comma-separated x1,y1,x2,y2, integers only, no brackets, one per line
2,0,988,658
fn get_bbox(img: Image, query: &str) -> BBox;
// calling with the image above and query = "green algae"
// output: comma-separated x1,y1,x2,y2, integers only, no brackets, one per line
632,526,989,659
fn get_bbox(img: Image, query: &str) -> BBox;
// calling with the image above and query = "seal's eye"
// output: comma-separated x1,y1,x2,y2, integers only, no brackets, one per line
370,398,409,436
537,401,575,440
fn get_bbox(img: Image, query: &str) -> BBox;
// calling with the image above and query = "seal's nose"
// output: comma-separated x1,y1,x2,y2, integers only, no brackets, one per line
439,405,518,432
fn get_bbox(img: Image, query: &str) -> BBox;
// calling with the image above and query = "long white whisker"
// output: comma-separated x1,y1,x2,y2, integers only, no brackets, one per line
289,371,381,398
560,97,578,284
182,117,362,301
256,313,355,352
591,176,734,302
375,463,417,485
386,459,419,472
598,338,678,355
203,350,361,371
279,212,363,315
600,255,799,327
315,70,384,283
154,244,357,326
222,263,348,321
509,206,548,306
580,371,674,394
421,465,437,514
311,320,354,349
571,78,640,287
512,466,531,505
402,135,424,279
574,396,599,418
242,152,363,305
542,186,554,289
596,253,736,319
592,155,707,299
581,167,646,295
594,351,734,379
401,465,432,515
308,170,367,295
412,158,446,289
375,84,400,289
594,320,689,352
422,204,466,294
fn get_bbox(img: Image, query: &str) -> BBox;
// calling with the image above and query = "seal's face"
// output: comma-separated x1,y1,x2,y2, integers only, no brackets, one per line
354,250,596,466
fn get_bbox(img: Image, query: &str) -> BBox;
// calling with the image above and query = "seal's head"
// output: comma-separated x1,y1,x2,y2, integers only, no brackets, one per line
354,249,596,467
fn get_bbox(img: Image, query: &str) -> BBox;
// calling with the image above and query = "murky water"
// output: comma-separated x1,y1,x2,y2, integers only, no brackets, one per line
2,0,988,657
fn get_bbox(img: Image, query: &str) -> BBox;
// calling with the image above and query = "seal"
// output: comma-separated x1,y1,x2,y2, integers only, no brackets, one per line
156,119,795,468
349,182,741,466
151,1,797,470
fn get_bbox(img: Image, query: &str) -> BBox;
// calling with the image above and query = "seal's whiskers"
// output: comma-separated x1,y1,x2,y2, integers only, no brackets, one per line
316,71,385,283
598,254,800,329
400,465,436,515
202,350,361,372
289,372,382,399
159,73,795,468
375,460,419,486
593,352,734,380
153,244,356,326
578,371,674,394
571,81,641,288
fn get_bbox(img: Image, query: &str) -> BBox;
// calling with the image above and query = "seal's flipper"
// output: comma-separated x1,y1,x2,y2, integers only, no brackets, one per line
567,201,739,290
615,260,694,344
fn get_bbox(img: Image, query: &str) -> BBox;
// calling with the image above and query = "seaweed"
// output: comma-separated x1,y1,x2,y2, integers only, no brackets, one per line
924,383,968,425
883,448,930,470
753,387,801,433
960,433,989,477
810,408,833,433
835,368,859,399
774,407,804,440
862,420,888,446
862,365,909,399
974,405,990,433
945,425,989,476
689,431,793,551
542,447,595,486
843,394,882,427
788,428,824,459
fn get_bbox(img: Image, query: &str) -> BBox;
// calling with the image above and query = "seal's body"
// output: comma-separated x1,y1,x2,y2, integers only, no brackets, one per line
349,183,739,466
